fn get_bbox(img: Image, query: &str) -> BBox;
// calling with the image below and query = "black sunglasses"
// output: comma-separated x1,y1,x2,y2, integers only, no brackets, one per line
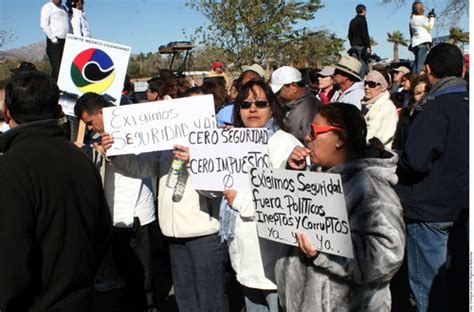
240,100,269,109
364,81,380,88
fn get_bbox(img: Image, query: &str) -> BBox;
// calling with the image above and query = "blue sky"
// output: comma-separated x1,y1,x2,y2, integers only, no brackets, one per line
1,0,469,62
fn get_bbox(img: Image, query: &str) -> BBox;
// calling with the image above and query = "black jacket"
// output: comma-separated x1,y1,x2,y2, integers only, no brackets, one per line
348,14,370,48
0,120,112,311
395,80,469,222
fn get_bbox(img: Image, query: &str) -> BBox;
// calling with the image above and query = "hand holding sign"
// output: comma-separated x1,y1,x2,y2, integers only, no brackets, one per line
296,232,318,258
223,189,238,206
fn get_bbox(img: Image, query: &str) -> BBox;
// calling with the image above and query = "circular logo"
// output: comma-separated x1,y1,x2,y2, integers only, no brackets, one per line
70,48,115,93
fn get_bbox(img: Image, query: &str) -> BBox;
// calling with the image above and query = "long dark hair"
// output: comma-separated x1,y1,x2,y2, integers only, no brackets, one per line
317,102,383,159
232,80,287,131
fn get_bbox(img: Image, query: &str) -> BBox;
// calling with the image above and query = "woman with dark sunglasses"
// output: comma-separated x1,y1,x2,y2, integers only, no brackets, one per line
220,80,302,312
362,69,399,149
276,102,405,311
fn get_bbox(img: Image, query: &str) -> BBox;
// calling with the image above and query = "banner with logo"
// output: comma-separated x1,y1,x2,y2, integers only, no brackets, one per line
57,34,131,116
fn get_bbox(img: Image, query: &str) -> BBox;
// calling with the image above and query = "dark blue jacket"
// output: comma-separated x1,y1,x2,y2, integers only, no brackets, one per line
395,83,469,222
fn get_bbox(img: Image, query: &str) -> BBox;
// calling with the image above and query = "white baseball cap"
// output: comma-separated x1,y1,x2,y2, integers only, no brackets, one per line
241,64,265,78
269,66,302,93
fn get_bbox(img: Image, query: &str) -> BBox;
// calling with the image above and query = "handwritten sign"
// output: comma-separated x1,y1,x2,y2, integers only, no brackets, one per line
250,167,353,258
57,34,131,116
188,128,269,192
103,94,216,155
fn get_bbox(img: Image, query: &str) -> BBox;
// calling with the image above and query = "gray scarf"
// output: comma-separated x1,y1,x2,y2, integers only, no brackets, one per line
413,76,467,112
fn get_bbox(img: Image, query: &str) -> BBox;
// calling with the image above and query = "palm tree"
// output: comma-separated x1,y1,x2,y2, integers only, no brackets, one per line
370,37,378,48
448,27,469,46
387,31,409,62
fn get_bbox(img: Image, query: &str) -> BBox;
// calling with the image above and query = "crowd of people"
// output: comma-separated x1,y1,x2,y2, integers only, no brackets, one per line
0,1,469,312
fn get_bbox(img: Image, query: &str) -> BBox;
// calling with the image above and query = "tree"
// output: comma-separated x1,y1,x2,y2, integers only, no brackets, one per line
276,28,345,68
186,0,323,66
381,0,468,27
448,27,469,46
0,27,15,49
387,31,408,62
370,37,378,48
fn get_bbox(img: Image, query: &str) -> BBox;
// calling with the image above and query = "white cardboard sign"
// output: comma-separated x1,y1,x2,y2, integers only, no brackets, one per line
103,94,216,156
188,128,269,192
250,167,354,259
57,34,131,116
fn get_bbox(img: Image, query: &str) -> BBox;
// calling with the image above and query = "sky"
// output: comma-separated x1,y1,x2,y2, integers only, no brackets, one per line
0,0,470,64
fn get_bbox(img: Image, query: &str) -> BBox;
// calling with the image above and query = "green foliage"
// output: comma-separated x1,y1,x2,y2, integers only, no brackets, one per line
0,56,51,89
276,28,345,68
387,30,408,62
448,27,469,44
387,31,408,46
186,0,332,66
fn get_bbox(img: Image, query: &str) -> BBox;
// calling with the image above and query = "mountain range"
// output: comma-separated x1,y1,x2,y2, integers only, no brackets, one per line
0,41,46,63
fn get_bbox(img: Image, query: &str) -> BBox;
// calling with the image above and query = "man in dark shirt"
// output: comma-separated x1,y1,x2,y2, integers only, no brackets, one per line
348,4,371,78
0,71,112,311
396,43,468,312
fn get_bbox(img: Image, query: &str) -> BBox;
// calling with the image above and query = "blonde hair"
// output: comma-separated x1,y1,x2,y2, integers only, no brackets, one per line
412,2,424,15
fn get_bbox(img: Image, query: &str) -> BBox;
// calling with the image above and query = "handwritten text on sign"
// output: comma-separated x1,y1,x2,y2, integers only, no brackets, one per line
103,94,216,156
188,128,269,192
250,168,353,258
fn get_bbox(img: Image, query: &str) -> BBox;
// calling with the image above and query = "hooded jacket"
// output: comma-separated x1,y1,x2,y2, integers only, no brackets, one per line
275,150,405,312
0,120,112,311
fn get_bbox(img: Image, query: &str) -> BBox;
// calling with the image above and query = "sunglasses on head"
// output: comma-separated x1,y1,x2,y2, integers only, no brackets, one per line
307,123,344,142
240,100,269,109
364,80,380,88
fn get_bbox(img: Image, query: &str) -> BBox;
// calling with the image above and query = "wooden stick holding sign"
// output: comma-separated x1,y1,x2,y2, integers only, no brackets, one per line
249,167,354,259
74,120,86,147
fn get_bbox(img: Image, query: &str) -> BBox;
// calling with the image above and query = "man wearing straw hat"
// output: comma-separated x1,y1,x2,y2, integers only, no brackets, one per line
333,56,365,111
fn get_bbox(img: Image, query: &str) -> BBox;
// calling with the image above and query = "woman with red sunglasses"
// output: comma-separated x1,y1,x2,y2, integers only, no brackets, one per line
220,80,302,312
276,102,405,311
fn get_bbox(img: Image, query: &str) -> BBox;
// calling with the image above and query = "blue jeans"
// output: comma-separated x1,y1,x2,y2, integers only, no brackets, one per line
406,220,453,312
168,233,228,312
413,43,429,74
243,286,279,312
350,45,368,78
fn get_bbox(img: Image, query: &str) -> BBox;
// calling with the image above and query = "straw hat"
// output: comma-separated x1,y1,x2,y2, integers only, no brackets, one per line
334,56,362,81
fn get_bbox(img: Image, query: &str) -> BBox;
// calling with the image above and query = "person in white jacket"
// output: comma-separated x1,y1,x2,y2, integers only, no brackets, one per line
74,93,159,310
362,69,398,149
410,1,435,74
220,80,302,312
99,129,228,311
66,0,91,37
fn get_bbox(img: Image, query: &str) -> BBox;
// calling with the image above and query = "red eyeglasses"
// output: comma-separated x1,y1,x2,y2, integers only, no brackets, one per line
307,123,344,142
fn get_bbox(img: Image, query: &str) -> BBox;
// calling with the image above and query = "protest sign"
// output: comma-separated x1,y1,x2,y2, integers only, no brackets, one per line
250,167,353,258
103,94,216,156
57,34,131,116
188,128,269,192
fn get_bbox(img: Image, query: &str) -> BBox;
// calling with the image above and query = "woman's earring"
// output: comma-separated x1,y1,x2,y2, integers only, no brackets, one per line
336,143,342,148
